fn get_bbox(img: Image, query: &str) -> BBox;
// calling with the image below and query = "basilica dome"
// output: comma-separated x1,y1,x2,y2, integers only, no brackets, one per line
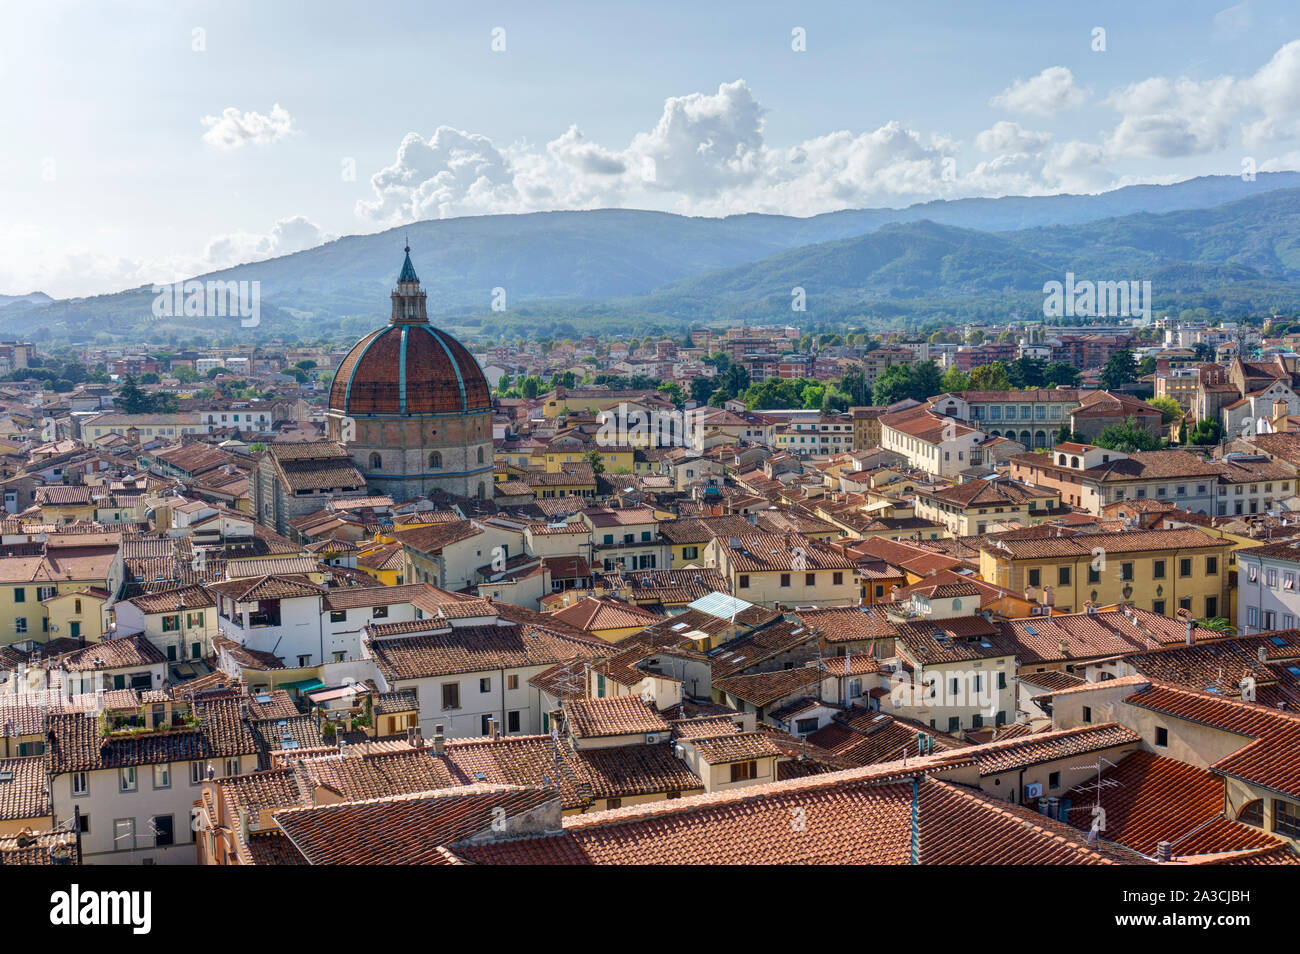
324,247,495,500
328,251,491,416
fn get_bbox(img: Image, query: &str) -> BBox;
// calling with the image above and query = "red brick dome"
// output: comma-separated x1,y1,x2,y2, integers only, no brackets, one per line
328,322,491,416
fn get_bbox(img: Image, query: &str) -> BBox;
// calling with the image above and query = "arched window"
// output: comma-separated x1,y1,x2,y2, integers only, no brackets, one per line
477,446,485,464
1238,799,1264,827
369,452,381,470
428,451,442,468
1071,456,1080,468
477,481,486,500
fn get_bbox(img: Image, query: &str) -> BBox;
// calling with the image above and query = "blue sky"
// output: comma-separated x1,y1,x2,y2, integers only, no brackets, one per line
3,0,1299,297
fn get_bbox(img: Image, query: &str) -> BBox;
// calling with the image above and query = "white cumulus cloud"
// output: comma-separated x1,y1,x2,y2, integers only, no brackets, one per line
201,104,295,149
974,121,1052,154
990,67,1087,116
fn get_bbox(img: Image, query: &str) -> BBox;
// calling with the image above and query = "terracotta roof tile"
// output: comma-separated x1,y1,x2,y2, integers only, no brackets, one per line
564,696,669,739
450,773,1110,865
1062,749,1286,858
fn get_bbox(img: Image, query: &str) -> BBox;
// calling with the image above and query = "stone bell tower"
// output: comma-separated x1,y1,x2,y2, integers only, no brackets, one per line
391,245,428,324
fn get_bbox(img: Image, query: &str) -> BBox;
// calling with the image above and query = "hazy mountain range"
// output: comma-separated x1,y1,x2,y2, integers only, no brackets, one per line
6,171,1300,343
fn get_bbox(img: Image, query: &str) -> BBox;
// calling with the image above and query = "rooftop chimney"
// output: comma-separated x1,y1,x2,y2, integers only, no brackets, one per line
1185,618,1195,645
238,807,250,844
1155,840,1172,862
414,726,424,750
432,724,445,756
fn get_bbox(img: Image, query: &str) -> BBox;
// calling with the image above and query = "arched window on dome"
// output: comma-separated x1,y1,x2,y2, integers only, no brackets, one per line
477,447,484,464
428,451,442,469
369,452,381,470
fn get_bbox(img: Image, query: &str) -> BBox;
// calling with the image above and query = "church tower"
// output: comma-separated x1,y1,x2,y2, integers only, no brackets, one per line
391,246,428,323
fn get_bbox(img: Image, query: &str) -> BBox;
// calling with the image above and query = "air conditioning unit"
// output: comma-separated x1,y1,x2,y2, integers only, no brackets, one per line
1024,781,1043,799
645,732,663,744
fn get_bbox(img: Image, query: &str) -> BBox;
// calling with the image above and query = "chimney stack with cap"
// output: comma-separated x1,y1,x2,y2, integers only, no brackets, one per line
433,724,445,756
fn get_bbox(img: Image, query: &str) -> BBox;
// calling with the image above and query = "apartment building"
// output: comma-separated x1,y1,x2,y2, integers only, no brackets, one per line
1236,541,1300,635
912,477,1065,535
978,527,1233,619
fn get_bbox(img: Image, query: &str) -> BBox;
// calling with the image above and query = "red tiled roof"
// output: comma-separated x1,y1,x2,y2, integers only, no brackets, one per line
367,623,606,681
1124,683,1300,799
549,597,661,633
449,772,1111,865
564,696,669,739
1061,750,1286,858
273,785,554,864
961,723,1141,776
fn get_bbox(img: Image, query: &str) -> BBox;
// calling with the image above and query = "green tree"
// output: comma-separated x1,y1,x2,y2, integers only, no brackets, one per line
744,378,804,410
820,387,851,413
1094,416,1161,452
115,375,152,414
688,377,716,406
1007,356,1046,390
910,361,942,400
717,364,750,398
1188,418,1224,445
968,361,1013,391
139,371,160,385
838,366,871,406
870,364,914,407
939,366,970,392
1055,424,1088,444
657,381,686,407
1043,362,1080,388
1099,349,1137,391
584,450,605,474
1146,396,1184,425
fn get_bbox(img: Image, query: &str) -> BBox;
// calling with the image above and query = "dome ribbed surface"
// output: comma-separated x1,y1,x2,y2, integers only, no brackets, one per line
328,323,491,415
